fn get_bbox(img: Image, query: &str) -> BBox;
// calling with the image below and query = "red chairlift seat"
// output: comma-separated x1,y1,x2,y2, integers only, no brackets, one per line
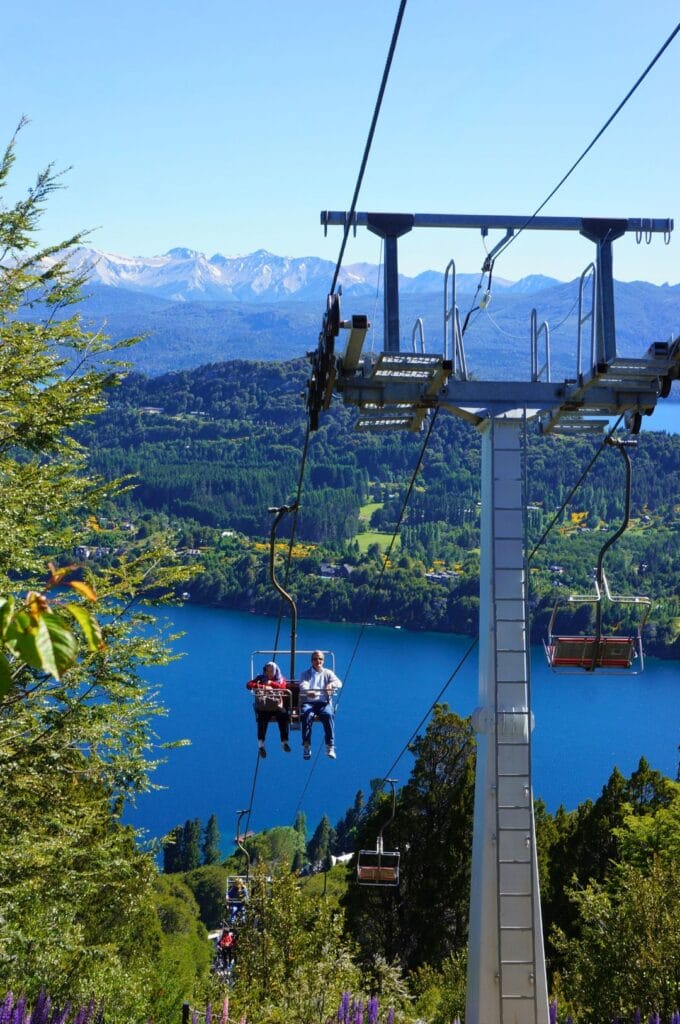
546,635,636,670
545,437,652,676
356,849,400,886
356,780,400,888
544,571,650,675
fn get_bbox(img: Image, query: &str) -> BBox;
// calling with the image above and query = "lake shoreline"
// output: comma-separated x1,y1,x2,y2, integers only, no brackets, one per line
176,593,680,661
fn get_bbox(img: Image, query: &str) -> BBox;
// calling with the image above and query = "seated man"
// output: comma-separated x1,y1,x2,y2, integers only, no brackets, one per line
298,650,342,760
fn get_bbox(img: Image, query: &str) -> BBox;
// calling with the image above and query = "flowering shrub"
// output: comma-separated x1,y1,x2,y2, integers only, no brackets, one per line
547,999,680,1024
332,992,395,1024
0,992,103,1024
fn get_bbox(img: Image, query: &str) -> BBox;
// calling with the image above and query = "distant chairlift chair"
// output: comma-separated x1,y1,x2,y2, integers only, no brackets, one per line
357,778,400,887
226,809,251,922
544,439,652,674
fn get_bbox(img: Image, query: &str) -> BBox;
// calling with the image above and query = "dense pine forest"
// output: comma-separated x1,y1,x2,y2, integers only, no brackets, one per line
77,360,680,657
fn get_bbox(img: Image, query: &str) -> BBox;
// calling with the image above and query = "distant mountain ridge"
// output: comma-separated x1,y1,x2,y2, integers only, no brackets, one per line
44,246,679,380
65,245,533,304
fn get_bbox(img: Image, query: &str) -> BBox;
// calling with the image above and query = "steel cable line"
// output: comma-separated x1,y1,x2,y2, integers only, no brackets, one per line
342,407,440,687
291,418,627,825
264,0,410,823
488,20,680,271
375,413,630,797
273,419,311,652
292,408,441,818
380,634,478,785
527,413,624,561
272,0,409,710
243,748,263,841
329,0,409,296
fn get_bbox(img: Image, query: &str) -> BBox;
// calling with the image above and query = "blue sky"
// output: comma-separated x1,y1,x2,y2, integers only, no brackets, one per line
4,0,679,283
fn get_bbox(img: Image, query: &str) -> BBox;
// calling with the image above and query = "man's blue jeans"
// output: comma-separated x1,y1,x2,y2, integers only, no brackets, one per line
301,701,334,747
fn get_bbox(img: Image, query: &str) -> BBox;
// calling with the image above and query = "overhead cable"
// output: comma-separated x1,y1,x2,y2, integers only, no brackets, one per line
329,0,409,296
380,635,478,785
528,414,624,561
490,20,680,268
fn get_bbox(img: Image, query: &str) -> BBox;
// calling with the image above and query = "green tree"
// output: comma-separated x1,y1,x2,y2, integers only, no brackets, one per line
292,810,308,872
553,857,680,1022
229,866,362,1024
245,824,307,871
183,864,229,930
182,818,202,871
0,126,194,1022
539,758,677,975
163,824,185,874
343,706,475,971
202,813,221,865
307,814,336,868
333,789,365,854
153,874,213,1017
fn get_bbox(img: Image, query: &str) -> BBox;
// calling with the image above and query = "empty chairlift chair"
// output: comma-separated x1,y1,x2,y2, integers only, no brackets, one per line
544,439,652,674
357,779,400,887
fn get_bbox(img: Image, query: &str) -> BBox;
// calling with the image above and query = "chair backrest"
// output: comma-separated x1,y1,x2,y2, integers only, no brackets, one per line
356,850,400,887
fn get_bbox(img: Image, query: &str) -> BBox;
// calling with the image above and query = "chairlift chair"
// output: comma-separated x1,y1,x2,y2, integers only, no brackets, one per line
226,810,251,920
357,779,400,887
249,649,337,732
544,438,652,675
544,570,651,673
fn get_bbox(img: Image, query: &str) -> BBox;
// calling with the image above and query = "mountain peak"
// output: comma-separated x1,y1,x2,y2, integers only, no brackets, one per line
165,247,203,260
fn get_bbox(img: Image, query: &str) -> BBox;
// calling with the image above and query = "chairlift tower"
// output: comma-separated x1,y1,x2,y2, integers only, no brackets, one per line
310,210,678,1024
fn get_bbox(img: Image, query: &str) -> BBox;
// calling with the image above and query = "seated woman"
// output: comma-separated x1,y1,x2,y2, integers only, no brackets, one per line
246,660,291,757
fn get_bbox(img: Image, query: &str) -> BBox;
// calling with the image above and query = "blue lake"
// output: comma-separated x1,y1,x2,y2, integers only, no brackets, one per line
125,606,678,849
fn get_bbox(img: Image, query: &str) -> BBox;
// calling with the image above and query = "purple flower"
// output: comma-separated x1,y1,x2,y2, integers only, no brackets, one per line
205,1006,212,1024
633,1011,641,1024
50,1001,71,1024
10,995,26,1024
0,994,14,1024
367,996,379,1024
31,990,51,1024
386,1010,395,1024
338,992,351,1024
549,1000,558,1024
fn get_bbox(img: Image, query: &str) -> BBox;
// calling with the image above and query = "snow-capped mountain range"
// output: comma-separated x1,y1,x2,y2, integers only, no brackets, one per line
45,245,678,380
66,246,555,304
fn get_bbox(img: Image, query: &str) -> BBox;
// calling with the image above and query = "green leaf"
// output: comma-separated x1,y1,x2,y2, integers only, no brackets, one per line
43,613,78,675
0,596,15,639
5,609,75,679
6,610,43,671
65,602,103,652
0,652,11,697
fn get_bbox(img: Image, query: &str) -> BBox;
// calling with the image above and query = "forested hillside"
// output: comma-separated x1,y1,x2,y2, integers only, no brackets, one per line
2,131,678,1024
77,360,680,656
159,710,680,1024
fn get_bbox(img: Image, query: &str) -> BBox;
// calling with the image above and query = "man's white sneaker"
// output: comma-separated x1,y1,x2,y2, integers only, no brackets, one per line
326,746,336,759
303,744,311,760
